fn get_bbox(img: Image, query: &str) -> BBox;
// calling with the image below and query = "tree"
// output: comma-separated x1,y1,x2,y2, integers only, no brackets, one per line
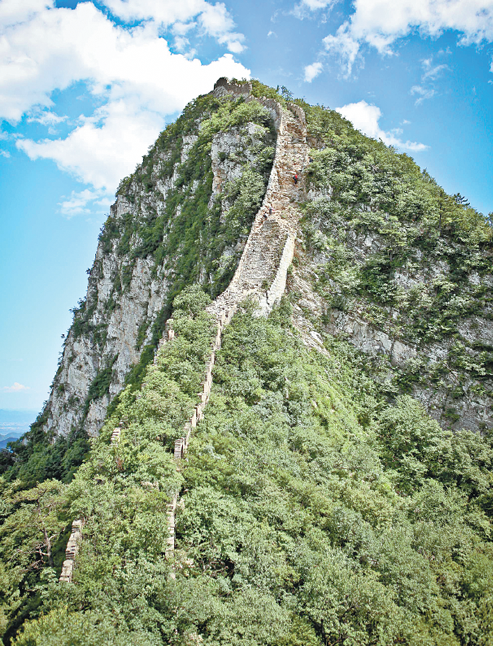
0,479,68,642
453,193,471,207
280,86,294,101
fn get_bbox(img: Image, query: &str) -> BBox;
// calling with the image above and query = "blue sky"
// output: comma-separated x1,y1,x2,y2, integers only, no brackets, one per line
1,0,492,414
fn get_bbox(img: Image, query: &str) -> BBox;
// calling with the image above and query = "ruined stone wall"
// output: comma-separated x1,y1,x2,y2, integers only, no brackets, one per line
258,234,296,316
287,102,306,125
213,77,252,99
59,520,84,583
59,86,313,578
167,306,237,548
207,91,308,319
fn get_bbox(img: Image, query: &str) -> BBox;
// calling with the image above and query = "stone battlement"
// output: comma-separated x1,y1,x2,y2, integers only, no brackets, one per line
212,77,252,99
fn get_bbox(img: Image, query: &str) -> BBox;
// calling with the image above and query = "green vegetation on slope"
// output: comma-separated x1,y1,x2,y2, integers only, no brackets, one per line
107,94,274,305
297,101,492,427
82,94,273,416
0,93,275,483
0,287,215,643
74,94,274,404
1,82,493,645
5,294,493,645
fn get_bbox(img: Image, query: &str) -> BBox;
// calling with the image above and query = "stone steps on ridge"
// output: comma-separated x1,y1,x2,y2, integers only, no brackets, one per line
208,98,308,318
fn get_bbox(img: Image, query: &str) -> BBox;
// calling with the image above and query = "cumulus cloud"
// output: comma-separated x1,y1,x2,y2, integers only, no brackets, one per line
100,0,244,53
304,61,323,82
1,0,249,196
2,382,30,392
197,2,245,52
17,97,166,190
171,21,197,53
320,0,493,75
0,149,10,157
0,0,51,28
336,100,428,152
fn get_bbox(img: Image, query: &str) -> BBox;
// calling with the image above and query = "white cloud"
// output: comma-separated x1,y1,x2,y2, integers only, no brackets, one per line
58,188,105,217
1,1,250,194
18,98,166,191
292,0,335,19
171,21,196,52
410,85,436,104
422,60,448,80
58,189,116,217
409,56,449,104
336,100,428,152
3,382,30,392
100,0,244,53
301,0,334,8
96,196,114,208
27,109,67,126
0,0,51,27
101,0,207,25
0,149,10,157
323,23,362,75
198,2,245,52
304,61,323,82
322,0,493,75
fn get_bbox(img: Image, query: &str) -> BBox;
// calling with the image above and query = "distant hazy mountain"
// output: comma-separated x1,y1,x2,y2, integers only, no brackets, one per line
0,409,37,446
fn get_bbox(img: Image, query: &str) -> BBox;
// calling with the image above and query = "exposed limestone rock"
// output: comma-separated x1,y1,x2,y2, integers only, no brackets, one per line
290,191,492,432
41,86,277,439
44,252,170,438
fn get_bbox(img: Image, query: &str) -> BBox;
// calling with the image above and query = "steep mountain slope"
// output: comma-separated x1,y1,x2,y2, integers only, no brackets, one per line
1,79,492,646
39,84,277,440
5,295,493,646
289,104,492,432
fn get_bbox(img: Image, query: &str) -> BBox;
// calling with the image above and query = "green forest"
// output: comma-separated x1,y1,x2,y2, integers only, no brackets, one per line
2,290,493,645
0,83,492,645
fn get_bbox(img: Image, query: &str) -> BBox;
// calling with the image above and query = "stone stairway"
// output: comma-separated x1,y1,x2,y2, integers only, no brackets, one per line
208,98,308,317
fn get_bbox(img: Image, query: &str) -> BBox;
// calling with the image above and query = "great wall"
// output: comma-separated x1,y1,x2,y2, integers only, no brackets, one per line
60,78,308,582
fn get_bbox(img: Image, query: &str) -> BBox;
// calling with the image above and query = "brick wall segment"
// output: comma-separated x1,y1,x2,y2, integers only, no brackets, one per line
59,520,84,583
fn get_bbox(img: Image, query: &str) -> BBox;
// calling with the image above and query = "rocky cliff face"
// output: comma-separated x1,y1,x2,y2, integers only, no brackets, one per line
42,86,276,438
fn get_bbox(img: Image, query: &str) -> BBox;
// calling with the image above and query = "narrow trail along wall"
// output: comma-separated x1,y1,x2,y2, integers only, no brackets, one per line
61,82,309,578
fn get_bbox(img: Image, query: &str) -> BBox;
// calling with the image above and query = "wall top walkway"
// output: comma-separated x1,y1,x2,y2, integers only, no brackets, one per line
207,79,309,320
